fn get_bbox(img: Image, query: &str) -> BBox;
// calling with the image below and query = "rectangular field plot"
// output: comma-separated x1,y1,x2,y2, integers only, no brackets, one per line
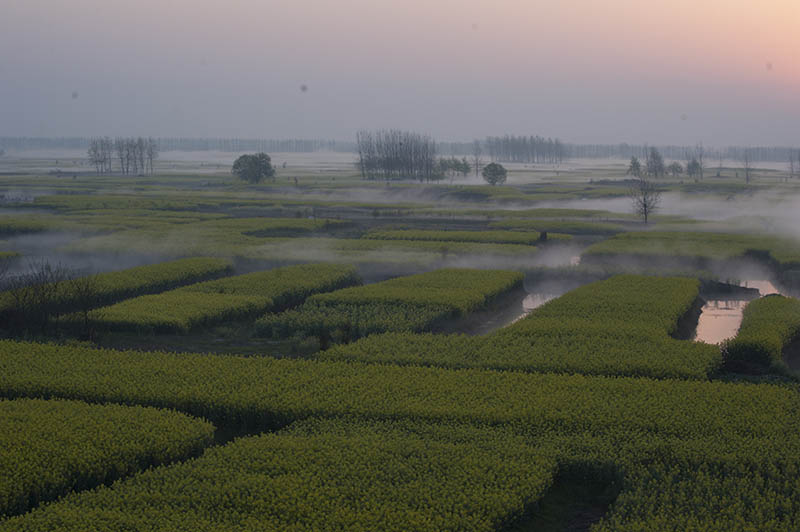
66,263,359,333
255,268,524,343
0,257,233,319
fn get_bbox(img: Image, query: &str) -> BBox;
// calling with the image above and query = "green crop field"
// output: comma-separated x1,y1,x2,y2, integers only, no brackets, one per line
256,268,523,343
0,398,213,518
723,295,800,371
321,275,721,379
584,231,800,270
69,263,360,333
3,151,800,529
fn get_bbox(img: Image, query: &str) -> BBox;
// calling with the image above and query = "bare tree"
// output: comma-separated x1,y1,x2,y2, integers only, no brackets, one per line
789,149,796,182
102,137,113,173
628,175,661,224
67,273,104,340
115,138,126,174
146,137,159,175
742,148,753,183
355,129,438,182
88,139,103,174
694,142,705,179
4,260,71,335
645,147,665,178
471,140,483,177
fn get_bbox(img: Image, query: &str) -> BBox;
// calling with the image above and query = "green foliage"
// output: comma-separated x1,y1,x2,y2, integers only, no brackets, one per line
0,338,787,433
363,229,555,245
323,275,721,379
0,418,555,532
0,218,48,236
255,268,523,341
481,162,508,186
232,153,275,183
584,231,800,269
4,339,800,528
489,219,625,236
0,398,213,518
723,295,800,369
66,230,540,264
213,217,349,237
73,264,360,333
437,156,472,178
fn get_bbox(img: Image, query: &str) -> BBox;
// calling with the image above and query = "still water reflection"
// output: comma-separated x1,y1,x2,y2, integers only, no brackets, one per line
693,280,781,345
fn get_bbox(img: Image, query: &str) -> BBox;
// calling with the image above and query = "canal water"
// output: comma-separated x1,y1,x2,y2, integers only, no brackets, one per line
693,280,782,345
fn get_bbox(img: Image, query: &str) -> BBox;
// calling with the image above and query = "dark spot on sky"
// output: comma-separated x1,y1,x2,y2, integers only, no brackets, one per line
71,91,79,100
680,113,688,121
471,23,478,31
766,61,773,72
300,84,308,93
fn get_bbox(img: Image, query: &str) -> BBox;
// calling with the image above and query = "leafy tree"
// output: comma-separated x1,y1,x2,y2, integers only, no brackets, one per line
667,162,684,177
687,158,702,178
232,153,275,183
481,163,507,186
459,157,471,176
626,157,642,177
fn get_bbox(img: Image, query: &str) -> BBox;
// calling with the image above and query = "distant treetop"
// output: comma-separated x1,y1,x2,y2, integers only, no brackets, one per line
232,153,275,183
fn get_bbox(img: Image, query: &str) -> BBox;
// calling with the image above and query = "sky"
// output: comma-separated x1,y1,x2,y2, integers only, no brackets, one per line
1,0,798,145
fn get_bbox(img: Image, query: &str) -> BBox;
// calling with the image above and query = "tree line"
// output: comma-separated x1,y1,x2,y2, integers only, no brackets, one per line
5,136,800,164
87,137,158,176
1,137,355,153
356,130,439,181
483,136,566,164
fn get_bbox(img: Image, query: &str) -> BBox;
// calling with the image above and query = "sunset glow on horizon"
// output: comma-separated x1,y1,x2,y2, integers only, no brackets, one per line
1,0,798,144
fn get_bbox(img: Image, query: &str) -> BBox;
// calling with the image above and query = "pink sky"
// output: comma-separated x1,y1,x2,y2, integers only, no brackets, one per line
1,0,798,144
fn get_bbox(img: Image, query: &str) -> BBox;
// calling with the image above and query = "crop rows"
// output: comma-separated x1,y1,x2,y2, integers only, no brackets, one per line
363,228,550,245
0,397,213,518
66,231,542,264
2,339,800,529
0,256,233,317
322,275,721,379
0,418,555,532
73,263,360,333
256,268,523,342
584,231,800,270
488,219,625,235
209,216,350,237
0,339,794,436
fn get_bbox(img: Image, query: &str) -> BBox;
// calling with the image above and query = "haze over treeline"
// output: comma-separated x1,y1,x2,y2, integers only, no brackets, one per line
2,136,799,164
1,0,798,145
